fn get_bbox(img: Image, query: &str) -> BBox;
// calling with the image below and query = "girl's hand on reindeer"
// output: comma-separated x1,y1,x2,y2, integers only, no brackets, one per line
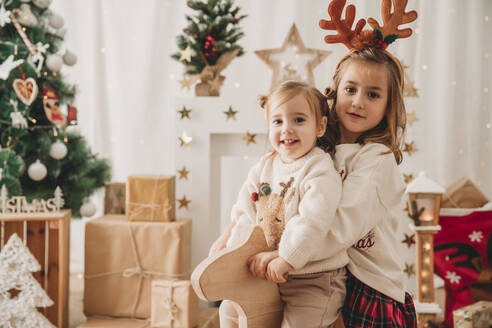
247,251,278,279
266,257,293,283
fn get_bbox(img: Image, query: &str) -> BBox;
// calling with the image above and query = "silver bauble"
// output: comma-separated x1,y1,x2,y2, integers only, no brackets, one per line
28,160,47,181
46,54,63,72
49,140,68,160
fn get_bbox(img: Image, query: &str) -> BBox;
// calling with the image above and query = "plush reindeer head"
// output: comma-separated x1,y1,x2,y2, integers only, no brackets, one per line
251,177,294,250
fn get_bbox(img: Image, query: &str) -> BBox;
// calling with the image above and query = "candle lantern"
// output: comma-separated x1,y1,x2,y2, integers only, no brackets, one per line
406,172,445,327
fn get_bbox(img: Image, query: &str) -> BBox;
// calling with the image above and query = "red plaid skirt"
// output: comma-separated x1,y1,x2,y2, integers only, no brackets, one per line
342,272,417,327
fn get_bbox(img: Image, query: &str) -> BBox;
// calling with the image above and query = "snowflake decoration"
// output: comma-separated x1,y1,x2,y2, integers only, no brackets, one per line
468,230,484,243
445,271,462,284
0,4,11,27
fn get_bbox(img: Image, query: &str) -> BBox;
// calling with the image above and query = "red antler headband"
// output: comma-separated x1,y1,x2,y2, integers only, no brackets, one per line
319,0,418,89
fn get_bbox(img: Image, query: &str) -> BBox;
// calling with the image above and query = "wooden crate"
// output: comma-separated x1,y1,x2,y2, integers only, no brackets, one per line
0,210,71,328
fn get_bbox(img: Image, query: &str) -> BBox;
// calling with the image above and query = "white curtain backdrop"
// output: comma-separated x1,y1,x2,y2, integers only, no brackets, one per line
49,0,492,271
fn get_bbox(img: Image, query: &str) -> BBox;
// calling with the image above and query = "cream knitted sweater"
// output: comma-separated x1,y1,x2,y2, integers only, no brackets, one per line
227,147,348,275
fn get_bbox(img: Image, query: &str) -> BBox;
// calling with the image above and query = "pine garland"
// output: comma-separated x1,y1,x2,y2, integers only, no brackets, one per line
0,0,110,217
171,0,247,75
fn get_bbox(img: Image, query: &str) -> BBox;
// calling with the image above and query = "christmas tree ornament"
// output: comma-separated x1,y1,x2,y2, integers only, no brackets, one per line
242,131,256,145
223,106,238,120
28,42,50,76
177,195,191,209
17,3,38,26
13,77,38,105
179,45,192,62
49,140,67,160
65,124,80,134
45,53,63,72
0,55,24,80
255,24,332,91
62,50,77,66
28,159,47,181
177,166,190,180
402,63,419,97
178,131,192,147
0,233,55,328
0,3,11,27
179,76,195,91
67,104,77,124
10,111,28,129
42,87,66,126
48,13,64,29
32,0,52,9
80,201,96,217
177,106,192,120
11,9,37,54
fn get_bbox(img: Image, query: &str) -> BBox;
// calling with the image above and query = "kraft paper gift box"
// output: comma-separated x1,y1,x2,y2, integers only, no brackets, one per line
84,215,191,319
453,301,492,328
126,175,176,222
150,280,199,328
441,177,489,208
104,182,126,214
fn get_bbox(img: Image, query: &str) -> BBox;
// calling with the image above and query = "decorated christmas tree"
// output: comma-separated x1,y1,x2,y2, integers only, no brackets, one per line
0,233,55,327
172,0,246,96
0,0,110,217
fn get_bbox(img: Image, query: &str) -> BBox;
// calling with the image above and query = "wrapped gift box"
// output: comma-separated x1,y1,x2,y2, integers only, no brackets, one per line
126,175,176,222
84,215,191,319
151,279,199,328
453,301,492,328
441,177,489,208
104,182,126,214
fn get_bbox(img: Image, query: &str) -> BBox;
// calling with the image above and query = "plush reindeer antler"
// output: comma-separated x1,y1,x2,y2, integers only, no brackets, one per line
367,0,417,39
318,0,367,49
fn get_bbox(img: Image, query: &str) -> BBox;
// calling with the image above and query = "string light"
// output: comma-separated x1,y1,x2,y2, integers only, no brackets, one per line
424,243,431,251
421,285,428,293
483,87,489,94
64,137,68,143
486,123,491,129
485,16,490,22
421,65,428,71
424,257,431,264
422,270,428,278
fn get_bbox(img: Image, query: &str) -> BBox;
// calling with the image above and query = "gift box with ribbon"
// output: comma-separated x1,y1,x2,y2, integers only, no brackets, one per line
105,182,126,215
150,279,199,328
83,215,191,319
126,175,175,222
453,301,492,328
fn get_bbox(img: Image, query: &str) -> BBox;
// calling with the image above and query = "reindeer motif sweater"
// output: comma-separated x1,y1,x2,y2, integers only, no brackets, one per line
323,143,408,303
227,147,348,275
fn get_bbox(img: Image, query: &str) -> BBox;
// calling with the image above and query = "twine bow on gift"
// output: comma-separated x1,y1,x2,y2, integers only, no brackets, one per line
162,282,180,328
127,177,172,221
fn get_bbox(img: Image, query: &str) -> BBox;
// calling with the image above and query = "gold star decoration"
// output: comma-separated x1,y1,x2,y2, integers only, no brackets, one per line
406,111,419,126
179,45,192,63
403,173,414,184
179,77,194,91
178,106,192,120
242,131,257,146
401,233,416,248
207,74,225,92
402,63,419,98
404,263,415,278
224,106,238,120
177,195,191,209
255,24,332,91
177,166,190,180
403,141,417,156
178,131,192,147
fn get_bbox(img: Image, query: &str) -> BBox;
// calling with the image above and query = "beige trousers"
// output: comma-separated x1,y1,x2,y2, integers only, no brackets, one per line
219,267,346,328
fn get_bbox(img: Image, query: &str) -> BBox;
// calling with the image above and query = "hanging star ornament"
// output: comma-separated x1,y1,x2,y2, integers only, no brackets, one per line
403,141,417,156
177,195,191,209
255,24,331,91
403,173,414,184
178,131,192,147
401,233,415,248
0,55,24,80
177,106,192,120
242,131,256,146
402,62,419,97
224,106,238,120
406,111,419,126
179,77,194,91
177,166,190,180
403,263,415,278
179,45,192,63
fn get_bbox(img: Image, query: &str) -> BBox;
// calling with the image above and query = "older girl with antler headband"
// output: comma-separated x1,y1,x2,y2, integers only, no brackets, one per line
317,0,418,326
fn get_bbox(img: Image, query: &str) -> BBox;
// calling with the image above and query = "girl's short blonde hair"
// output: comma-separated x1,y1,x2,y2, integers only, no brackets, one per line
259,80,336,154
324,48,406,164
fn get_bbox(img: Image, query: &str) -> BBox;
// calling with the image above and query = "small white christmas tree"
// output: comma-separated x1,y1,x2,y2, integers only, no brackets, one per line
0,233,55,328
53,186,64,212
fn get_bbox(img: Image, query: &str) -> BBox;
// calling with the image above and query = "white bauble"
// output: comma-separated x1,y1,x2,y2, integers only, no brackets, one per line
46,54,63,72
62,51,77,66
18,4,38,26
80,202,96,217
32,0,52,8
28,160,47,181
49,14,64,29
65,124,81,135
49,140,67,160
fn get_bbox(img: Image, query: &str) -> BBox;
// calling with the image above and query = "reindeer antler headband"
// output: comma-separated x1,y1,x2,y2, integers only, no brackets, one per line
319,0,417,88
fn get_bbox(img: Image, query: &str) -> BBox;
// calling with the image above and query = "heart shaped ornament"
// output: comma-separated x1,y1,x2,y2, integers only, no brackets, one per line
13,78,38,105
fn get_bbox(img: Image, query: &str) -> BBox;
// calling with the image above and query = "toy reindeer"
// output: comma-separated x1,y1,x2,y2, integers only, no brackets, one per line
252,177,295,250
